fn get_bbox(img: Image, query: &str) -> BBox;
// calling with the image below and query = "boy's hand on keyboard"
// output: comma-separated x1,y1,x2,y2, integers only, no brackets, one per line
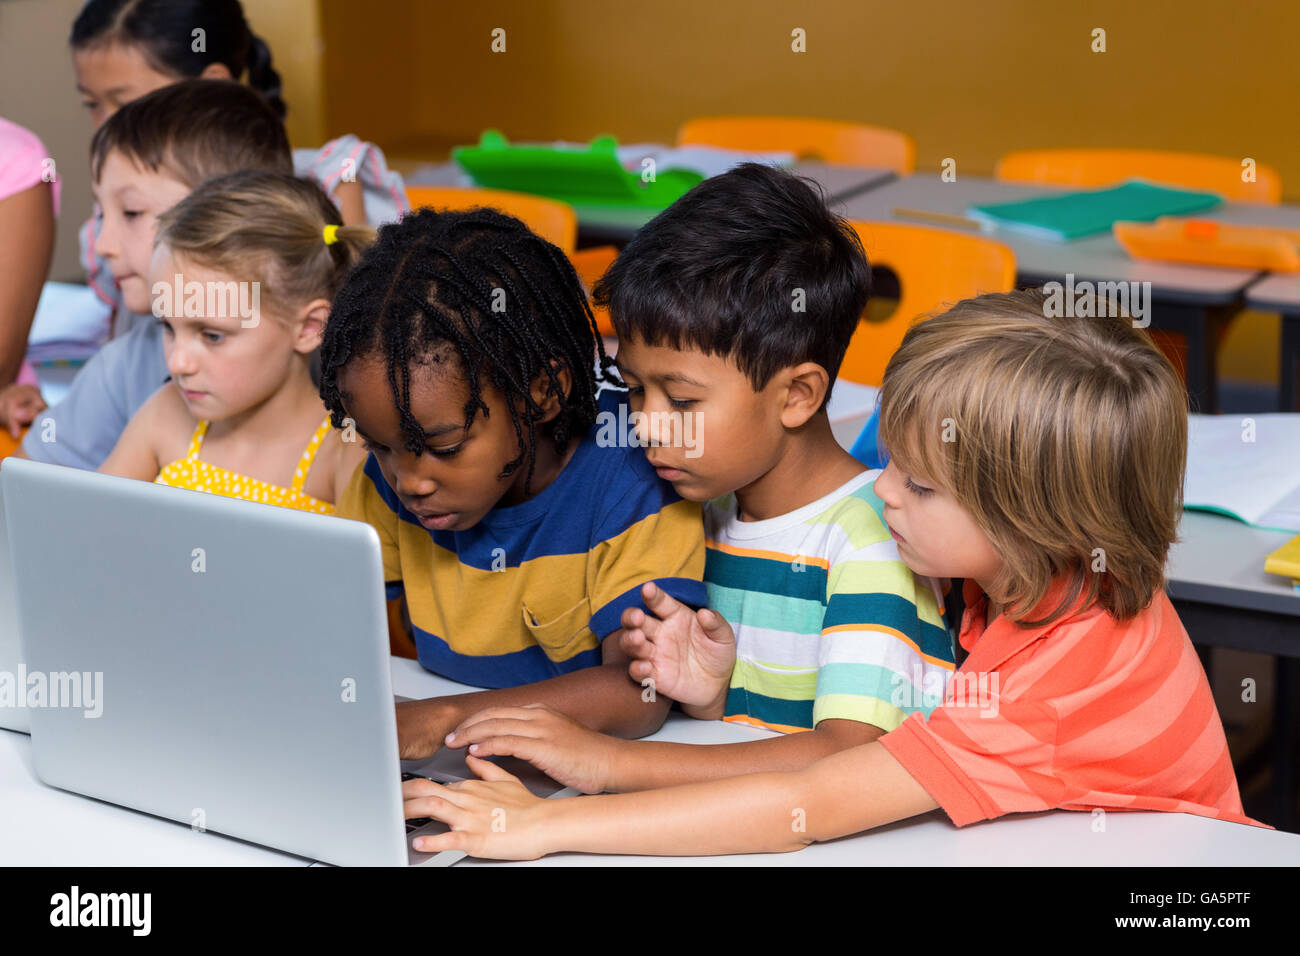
396,697,461,760
620,582,735,713
446,704,616,794
403,757,551,861
0,384,45,438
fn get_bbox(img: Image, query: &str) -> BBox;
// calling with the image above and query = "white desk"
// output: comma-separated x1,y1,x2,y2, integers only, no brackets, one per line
389,660,1300,866
3,656,1294,865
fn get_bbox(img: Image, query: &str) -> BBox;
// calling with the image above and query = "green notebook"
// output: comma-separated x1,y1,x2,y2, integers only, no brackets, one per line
969,180,1222,241
453,130,702,208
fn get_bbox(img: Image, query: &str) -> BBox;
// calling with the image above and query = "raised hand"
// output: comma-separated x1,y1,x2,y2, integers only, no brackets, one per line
619,582,735,713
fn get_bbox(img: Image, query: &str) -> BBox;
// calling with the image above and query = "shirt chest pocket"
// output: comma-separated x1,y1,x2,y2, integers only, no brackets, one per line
520,596,594,662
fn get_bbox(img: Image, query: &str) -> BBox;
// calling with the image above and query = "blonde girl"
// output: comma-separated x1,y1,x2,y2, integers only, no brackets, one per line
101,170,372,513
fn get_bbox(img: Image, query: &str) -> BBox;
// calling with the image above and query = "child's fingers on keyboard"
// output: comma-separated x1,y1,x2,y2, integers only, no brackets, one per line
450,705,545,737
401,776,446,802
405,781,474,812
412,830,468,854
464,734,537,761
453,716,540,746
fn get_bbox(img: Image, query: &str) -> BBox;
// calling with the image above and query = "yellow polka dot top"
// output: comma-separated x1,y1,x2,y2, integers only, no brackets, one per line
155,417,336,515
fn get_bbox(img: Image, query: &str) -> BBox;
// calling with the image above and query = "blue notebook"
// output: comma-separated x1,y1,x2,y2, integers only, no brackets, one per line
969,180,1222,241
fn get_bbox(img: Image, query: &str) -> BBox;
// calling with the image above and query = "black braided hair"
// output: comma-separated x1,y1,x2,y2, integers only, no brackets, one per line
320,207,617,496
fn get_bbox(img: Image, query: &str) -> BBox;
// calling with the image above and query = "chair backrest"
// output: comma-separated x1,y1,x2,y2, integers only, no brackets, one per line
995,148,1281,205
839,221,1016,387
405,186,578,251
677,115,916,173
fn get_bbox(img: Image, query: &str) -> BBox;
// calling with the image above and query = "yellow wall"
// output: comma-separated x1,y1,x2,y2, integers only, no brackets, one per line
247,0,326,149
312,0,1300,384
317,0,1300,196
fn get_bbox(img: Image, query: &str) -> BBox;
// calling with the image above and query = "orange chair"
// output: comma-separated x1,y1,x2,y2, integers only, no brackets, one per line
995,148,1281,205
0,429,22,460
839,221,1017,387
406,186,619,334
677,116,916,174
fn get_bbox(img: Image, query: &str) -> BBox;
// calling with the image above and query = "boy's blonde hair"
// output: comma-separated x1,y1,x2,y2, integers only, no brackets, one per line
155,169,374,318
878,289,1186,626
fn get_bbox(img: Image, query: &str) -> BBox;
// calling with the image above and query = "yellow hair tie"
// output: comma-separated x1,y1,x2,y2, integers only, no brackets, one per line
323,224,340,246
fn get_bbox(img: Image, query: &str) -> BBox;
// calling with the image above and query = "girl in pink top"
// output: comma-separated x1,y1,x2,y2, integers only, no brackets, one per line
0,117,59,437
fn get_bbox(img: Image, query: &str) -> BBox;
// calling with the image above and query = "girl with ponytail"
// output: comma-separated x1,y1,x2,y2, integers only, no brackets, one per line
71,0,287,125
100,170,373,514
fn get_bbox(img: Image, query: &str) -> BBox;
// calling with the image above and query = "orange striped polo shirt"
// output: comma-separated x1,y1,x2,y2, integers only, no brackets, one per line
880,578,1266,829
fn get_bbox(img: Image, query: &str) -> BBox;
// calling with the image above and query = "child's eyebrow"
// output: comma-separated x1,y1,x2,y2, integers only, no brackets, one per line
77,84,130,97
659,371,708,388
160,313,244,329
333,393,460,439
421,423,463,438
613,360,706,388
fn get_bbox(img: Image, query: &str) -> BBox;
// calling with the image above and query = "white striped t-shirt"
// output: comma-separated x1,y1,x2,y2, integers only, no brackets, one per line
704,469,955,734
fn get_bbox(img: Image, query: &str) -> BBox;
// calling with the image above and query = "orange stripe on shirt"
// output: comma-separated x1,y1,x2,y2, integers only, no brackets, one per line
704,538,832,571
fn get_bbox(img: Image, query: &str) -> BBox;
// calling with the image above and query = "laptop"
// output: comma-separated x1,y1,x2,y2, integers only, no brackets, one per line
1,457,574,866
0,481,30,733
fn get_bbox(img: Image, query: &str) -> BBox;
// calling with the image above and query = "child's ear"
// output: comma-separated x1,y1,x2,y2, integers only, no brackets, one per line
778,362,831,429
199,62,234,82
293,298,332,354
527,359,573,424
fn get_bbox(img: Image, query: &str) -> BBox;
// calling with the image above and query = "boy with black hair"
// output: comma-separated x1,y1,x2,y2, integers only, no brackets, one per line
431,164,955,795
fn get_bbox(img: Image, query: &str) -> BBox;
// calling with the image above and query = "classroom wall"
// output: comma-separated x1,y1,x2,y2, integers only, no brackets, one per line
317,0,1300,194
312,0,1299,385
0,0,324,283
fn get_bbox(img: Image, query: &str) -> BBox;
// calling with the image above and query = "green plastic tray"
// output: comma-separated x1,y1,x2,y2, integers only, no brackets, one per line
453,130,702,208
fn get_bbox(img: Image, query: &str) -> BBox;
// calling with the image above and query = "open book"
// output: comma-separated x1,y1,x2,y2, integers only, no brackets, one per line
1184,414,1300,532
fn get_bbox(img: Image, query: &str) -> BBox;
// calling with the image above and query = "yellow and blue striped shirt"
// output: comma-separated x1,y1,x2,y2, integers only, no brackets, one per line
338,389,708,688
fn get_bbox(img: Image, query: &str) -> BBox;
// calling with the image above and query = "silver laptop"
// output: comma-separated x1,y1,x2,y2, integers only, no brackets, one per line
0,481,30,733
1,457,573,866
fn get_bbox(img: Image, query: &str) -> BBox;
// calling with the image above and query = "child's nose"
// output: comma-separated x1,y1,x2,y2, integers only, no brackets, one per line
875,460,902,506
94,220,117,259
391,461,437,499
166,341,199,379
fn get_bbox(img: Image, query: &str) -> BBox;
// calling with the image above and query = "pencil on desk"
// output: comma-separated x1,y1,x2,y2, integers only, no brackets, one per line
892,206,987,231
